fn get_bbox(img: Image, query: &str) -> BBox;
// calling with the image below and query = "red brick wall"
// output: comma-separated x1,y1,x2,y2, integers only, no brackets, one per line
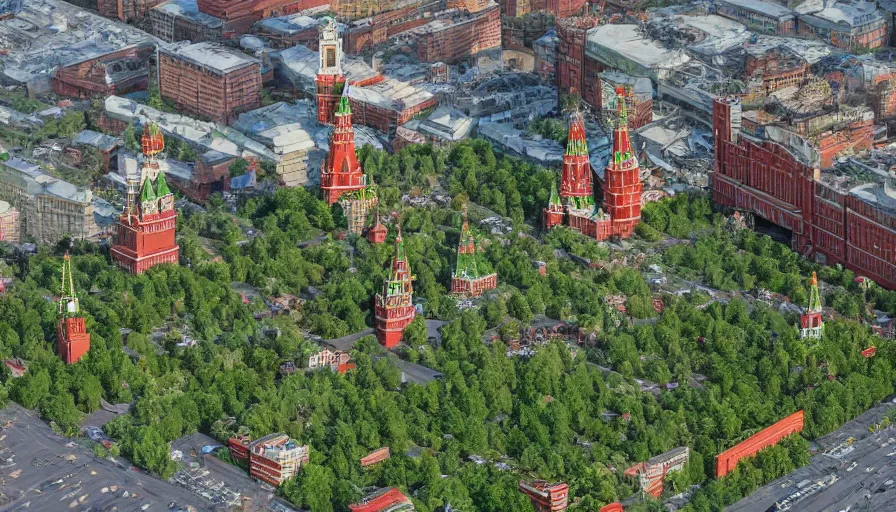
415,5,501,63
716,411,804,478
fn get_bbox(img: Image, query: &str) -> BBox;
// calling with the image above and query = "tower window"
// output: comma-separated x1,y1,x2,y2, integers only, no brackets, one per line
325,47,336,68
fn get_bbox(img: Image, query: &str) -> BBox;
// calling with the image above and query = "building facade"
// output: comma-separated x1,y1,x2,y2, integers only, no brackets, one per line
159,42,262,124
412,3,502,64
555,16,601,108
249,433,310,486
543,91,642,240
349,488,414,512
98,0,164,22
715,0,796,36
52,44,154,99
519,480,569,512
0,158,99,244
374,229,415,348
624,447,689,497
111,124,180,274
0,200,19,244
716,411,804,477
713,96,896,289
57,253,90,365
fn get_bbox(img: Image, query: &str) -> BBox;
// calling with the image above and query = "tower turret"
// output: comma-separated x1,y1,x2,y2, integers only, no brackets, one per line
800,272,824,339
603,87,643,238
451,207,497,297
317,17,346,125
57,253,90,364
560,112,594,210
374,224,415,347
321,93,377,234
111,122,179,274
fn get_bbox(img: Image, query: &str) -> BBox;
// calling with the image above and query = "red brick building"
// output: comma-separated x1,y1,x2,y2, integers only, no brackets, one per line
57,253,90,365
411,3,502,64
501,0,585,18
52,45,154,99
713,96,896,289
99,0,165,22
519,480,569,512
196,0,328,35
248,433,310,486
159,42,261,124
348,80,438,134
555,16,601,107
111,124,180,274
374,229,416,348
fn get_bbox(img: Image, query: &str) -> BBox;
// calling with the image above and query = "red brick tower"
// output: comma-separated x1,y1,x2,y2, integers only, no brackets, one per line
321,94,377,234
111,123,179,274
57,253,90,365
519,480,569,512
317,17,346,125
604,87,642,238
800,272,824,339
543,112,593,229
374,226,415,348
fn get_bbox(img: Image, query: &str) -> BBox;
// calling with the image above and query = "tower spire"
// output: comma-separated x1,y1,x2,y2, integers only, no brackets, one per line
59,252,79,317
57,253,90,364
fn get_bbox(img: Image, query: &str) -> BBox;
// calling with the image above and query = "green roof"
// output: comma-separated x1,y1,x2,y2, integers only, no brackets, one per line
549,180,561,206
141,177,157,203
337,95,351,116
156,171,171,197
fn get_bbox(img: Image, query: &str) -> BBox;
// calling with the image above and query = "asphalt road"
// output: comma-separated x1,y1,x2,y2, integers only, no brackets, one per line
730,404,896,512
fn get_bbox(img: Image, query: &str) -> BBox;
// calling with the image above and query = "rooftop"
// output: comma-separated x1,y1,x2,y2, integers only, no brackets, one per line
232,101,318,155
152,0,224,29
0,157,91,203
585,24,691,79
796,0,884,27
161,41,260,75
73,129,121,151
273,44,380,93
0,0,158,84
414,105,475,141
347,78,435,113
717,0,795,20
651,14,751,55
744,35,834,65
254,13,319,35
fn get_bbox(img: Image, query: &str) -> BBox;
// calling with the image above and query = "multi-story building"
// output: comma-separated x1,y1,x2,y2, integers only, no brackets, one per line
797,0,887,51
57,253,90,365
555,16,601,108
307,347,351,370
248,433,310,486
0,158,100,244
111,123,180,275
715,0,796,36
98,0,164,22
349,488,415,512
713,96,896,289
320,95,377,234
347,78,438,134
159,42,262,124
519,481,569,512
228,432,251,466
543,90,642,240
533,28,558,82
0,201,19,244
451,214,497,297
196,0,328,35
624,447,689,497
409,2,502,64
150,0,225,43
52,44,155,99
374,229,415,348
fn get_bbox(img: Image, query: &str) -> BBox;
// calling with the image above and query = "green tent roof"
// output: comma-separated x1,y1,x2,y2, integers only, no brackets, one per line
156,171,171,197
337,95,351,116
140,177,157,203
